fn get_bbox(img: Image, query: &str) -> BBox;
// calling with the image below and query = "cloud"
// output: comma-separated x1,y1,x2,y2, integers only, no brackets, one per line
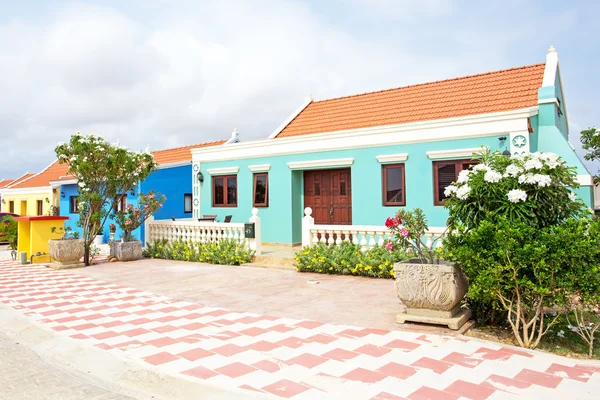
0,0,596,180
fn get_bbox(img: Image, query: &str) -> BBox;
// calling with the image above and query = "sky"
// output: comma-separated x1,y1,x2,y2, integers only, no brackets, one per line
1,0,599,179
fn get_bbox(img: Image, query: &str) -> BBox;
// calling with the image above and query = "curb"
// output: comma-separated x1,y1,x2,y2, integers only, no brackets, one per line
0,305,271,400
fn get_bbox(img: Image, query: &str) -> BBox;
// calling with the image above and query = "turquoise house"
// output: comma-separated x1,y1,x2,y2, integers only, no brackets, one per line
191,47,593,246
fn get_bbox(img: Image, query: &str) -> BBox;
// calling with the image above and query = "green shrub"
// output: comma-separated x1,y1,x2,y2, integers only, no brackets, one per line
143,239,254,265
0,215,18,250
295,241,410,278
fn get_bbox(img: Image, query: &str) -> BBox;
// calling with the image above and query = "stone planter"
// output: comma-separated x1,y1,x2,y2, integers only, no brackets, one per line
393,259,471,330
110,240,142,262
48,238,85,269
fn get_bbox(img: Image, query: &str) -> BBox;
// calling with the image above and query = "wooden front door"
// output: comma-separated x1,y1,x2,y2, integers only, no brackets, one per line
304,169,352,225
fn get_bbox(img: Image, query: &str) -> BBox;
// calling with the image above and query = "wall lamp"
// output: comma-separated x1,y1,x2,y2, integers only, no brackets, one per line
61,191,65,198
197,171,204,183
44,197,50,203
1,199,5,204
502,150,511,158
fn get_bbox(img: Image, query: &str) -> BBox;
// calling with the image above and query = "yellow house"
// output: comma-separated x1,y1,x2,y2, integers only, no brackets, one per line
0,161,70,216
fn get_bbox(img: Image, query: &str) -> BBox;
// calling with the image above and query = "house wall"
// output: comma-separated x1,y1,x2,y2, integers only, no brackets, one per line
199,135,509,245
59,183,141,243
140,165,192,220
1,192,53,216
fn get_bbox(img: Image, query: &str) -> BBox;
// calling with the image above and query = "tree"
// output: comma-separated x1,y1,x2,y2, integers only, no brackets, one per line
579,126,600,184
55,133,158,265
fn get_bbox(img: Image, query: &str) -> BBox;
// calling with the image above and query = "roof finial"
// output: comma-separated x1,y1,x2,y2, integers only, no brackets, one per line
227,128,240,144
547,45,556,54
305,93,313,103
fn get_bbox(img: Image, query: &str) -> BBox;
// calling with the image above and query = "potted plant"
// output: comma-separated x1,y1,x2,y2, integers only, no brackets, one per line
110,190,165,262
48,225,85,269
387,208,470,330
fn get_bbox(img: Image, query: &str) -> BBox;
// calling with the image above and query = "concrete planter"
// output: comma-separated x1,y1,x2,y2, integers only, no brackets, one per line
48,239,85,269
393,259,471,330
110,240,142,262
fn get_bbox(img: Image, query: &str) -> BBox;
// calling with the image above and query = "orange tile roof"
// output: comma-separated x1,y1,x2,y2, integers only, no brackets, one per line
152,140,226,165
276,63,546,138
5,173,35,188
9,161,70,189
0,179,15,188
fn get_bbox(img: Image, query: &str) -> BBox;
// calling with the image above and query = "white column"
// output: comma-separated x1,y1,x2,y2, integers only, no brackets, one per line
248,208,261,255
302,207,314,247
143,215,154,248
192,161,201,219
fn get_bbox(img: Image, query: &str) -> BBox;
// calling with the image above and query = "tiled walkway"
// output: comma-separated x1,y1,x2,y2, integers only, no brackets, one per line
1,260,599,399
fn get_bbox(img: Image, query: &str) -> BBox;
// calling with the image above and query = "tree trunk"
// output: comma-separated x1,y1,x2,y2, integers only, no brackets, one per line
84,243,90,266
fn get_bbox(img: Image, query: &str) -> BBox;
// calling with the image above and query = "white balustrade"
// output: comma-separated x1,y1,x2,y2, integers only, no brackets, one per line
144,209,261,254
301,207,446,251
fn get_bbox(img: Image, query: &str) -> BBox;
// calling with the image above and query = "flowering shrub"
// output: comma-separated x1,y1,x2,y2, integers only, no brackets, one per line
386,208,441,264
295,242,410,278
55,133,158,265
143,239,254,265
444,148,586,230
443,148,600,350
114,191,166,242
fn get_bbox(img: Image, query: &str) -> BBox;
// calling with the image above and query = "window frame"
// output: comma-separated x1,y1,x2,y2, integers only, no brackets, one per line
433,159,478,206
382,164,406,206
69,196,79,214
113,194,127,213
9,200,14,213
252,173,269,207
36,200,43,216
212,175,237,208
183,193,193,214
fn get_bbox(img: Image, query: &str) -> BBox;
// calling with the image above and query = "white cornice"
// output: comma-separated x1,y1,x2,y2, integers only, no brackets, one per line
193,107,535,163
268,95,313,139
376,153,408,164
426,148,484,160
538,97,559,106
577,175,593,186
49,179,77,186
0,186,52,196
207,167,239,175
287,158,354,170
248,164,271,172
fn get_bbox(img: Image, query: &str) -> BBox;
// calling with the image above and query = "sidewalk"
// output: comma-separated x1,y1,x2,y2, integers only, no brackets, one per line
1,259,599,399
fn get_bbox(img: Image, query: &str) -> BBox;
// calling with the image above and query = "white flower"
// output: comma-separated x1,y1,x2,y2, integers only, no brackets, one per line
444,185,458,197
518,173,537,184
472,164,491,172
484,170,502,183
524,158,543,170
507,189,527,203
567,325,580,333
457,170,471,184
505,164,523,177
557,330,565,338
83,157,88,162
57,142,64,146
533,174,552,187
78,182,86,188
569,192,577,201
456,185,471,200
545,159,562,169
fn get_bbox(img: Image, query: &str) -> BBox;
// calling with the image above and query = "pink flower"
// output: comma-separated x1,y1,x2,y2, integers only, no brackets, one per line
134,208,140,212
385,217,401,228
125,220,131,226
159,204,163,208
385,241,393,251
127,204,133,209
399,228,409,237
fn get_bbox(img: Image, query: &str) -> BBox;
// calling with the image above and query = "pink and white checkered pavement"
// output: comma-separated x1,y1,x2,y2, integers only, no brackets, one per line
1,260,599,399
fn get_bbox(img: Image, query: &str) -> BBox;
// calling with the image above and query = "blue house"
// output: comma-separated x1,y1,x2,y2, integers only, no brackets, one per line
54,139,228,243
190,47,594,246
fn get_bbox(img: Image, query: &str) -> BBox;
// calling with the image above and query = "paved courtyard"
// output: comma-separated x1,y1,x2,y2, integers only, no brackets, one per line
1,259,600,399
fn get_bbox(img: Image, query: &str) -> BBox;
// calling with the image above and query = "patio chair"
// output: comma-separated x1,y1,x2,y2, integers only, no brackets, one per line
223,215,232,223
171,216,176,221
203,214,217,222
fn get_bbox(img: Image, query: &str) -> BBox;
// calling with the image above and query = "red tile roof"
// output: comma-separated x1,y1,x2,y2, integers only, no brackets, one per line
9,162,69,189
275,63,546,138
5,173,35,188
152,140,226,165
0,179,15,188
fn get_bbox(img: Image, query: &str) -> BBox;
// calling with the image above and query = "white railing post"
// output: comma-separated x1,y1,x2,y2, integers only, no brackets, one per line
248,208,261,256
144,215,154,247
302,207,314,247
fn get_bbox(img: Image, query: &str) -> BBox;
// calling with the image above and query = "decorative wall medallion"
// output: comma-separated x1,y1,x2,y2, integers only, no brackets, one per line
193,163,200,172
512,135,527,148
193,198,199,206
